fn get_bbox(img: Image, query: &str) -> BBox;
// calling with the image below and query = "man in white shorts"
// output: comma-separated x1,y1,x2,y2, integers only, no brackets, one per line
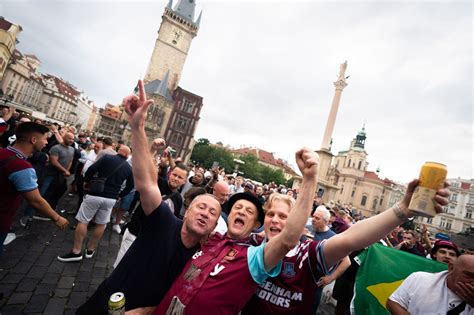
58,146,134,262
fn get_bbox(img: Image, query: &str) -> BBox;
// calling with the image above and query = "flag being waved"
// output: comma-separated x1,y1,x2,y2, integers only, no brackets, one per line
353,243,447,314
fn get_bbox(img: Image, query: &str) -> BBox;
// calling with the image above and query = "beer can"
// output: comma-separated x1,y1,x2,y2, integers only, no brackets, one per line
408,162,447,217
108,292,125,315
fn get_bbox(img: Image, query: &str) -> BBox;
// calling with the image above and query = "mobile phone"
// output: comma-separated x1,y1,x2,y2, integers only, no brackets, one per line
212,161,219,169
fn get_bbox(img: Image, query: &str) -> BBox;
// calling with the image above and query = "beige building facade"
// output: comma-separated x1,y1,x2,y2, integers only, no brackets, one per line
417,178,474,234
1,50,31,103
0,17,22,82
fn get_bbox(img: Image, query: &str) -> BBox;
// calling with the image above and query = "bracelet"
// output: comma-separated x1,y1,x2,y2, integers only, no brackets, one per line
393,203,411,220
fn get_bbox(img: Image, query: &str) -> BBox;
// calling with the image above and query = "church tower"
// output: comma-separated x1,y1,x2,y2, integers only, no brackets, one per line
143,0,201,90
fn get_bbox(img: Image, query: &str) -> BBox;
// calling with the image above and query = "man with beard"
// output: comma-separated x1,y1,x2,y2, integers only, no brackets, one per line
0,122,68,255
76,81,221,314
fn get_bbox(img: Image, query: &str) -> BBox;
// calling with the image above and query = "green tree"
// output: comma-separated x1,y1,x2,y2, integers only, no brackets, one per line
190,141,234,172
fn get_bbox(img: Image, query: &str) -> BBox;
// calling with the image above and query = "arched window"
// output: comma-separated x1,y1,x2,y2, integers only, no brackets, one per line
361,195,367,206
372,198,378,210
358,161,362,170
348,159,352,167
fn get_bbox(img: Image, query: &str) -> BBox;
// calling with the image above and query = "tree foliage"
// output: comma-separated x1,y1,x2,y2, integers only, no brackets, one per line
191,138,234,172
190,139,289,185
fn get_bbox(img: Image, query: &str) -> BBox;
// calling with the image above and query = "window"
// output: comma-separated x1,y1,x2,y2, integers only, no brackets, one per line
469,195,474,205
446,220,452,231
317,188,324,198
175,115,190,131
358,161,362,170
171,133,183,146
348,159,351,167
463,224,471,232
361,195,367,206
183,99,194,113
442,206,448,213
351,190,355,197
466,211,472,219
427,217,433,224
372,198,378,210
449,193,458,203
380,197,384,206
440,218,446,228
340,186,344,194
450,205,456,214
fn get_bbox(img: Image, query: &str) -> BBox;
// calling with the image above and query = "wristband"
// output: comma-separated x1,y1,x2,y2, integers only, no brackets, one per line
392,203,412,220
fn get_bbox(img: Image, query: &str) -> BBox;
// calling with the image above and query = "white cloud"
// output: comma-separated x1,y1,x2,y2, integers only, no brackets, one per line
3,0,472,182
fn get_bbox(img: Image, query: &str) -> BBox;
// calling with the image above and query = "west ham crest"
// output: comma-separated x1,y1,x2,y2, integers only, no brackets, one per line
282,262,296,278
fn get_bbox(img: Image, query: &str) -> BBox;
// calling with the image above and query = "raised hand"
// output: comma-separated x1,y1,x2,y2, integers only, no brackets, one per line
123,80,154,129
401,179,450,216
151,138,166,153
295,147,319,178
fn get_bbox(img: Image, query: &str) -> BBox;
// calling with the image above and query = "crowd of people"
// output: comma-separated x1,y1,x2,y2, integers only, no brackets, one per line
0,83,472,315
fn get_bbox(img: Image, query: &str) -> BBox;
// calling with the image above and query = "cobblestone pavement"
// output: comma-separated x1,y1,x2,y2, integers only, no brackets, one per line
0,194,336,315
0,194,121,314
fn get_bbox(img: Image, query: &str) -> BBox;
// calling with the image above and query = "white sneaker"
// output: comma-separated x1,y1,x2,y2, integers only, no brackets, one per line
3,233,16,245
112,225,121,234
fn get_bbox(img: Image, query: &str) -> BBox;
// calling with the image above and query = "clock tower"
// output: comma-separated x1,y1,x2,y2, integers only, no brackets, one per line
143,0,201,90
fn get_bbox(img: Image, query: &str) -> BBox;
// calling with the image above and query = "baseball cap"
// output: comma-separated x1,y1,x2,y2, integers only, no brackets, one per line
430,240,460,259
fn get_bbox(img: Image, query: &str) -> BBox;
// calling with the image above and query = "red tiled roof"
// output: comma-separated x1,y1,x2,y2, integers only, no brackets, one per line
0,18,13,31
25,54,40,61
257,149,277,166
102,108,120,120
461,182,471,190
53,77,79,99
232,147,297,176
364,171,383,182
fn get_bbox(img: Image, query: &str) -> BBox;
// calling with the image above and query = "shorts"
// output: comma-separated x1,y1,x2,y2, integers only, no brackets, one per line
117,190,135,212
76,194,117,225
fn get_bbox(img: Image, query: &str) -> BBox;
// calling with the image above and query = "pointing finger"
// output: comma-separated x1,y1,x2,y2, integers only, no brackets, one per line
138,80,146,102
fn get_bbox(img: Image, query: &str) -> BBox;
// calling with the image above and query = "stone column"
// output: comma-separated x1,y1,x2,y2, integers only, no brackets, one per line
321,63,349,151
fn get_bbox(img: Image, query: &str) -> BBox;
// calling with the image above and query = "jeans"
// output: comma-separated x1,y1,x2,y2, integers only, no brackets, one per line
23,175,56,217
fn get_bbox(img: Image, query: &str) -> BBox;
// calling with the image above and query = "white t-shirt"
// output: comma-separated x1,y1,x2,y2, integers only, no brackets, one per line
389,270,472,314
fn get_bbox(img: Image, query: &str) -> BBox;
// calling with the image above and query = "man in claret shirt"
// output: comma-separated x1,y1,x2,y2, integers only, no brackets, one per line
241,187,450,314
124,80,319,315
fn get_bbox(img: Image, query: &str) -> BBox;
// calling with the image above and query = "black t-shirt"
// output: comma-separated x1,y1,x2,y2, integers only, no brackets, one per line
81,202,199,313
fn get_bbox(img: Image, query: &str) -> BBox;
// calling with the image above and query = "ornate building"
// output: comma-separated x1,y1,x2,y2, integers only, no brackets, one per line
140,0,203,162
417,178,474,235
0,17,22,82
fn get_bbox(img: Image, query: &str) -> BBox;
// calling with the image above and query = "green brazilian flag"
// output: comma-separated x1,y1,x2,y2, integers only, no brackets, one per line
353,243,447,314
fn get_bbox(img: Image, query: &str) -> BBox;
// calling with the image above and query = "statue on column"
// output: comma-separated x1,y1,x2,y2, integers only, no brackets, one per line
337,61,348,81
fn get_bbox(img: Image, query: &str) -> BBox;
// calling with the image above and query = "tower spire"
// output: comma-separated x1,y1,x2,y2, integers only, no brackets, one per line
320,61,349,151
195,10,202,27
155,70,170,97
174,0,196,22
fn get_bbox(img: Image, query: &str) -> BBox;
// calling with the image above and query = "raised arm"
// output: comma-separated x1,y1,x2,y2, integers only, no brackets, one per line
263,148,319,270
123,80,162,215
323,180,450,267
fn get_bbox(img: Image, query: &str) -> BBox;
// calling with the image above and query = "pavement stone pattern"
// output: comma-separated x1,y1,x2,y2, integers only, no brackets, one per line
0,194,121,314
